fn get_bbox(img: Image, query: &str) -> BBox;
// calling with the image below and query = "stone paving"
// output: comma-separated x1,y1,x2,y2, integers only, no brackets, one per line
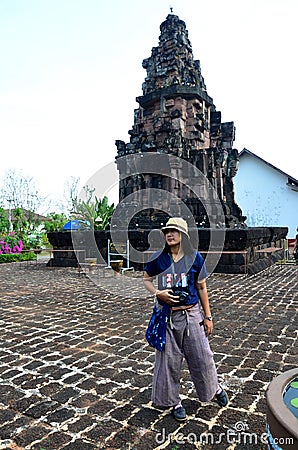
0,260,297,450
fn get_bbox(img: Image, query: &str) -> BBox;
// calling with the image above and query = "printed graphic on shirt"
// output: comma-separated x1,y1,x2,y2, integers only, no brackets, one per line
160,272,188,288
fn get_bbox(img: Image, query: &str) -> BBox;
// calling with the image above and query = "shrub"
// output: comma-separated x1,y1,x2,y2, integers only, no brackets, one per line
0,252,36,264
0,233,23,253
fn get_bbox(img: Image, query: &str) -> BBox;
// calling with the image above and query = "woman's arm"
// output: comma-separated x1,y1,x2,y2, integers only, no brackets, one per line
143,271,159,295
196,279,213,336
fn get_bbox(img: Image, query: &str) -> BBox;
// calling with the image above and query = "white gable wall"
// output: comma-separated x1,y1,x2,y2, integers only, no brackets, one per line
234,152,298,238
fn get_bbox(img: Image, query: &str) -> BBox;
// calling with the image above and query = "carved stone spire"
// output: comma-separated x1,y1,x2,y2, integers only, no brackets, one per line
141,14,207,95
115,14,245,228
135,13,213,152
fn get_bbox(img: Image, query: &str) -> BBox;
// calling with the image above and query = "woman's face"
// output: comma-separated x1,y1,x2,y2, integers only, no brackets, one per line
165,228,181,247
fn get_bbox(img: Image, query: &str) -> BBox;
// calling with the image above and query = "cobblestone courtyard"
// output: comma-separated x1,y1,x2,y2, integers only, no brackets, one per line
0,261,297,449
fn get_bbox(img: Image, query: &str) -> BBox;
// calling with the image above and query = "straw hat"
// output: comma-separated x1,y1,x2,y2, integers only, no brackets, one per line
161,217,190,239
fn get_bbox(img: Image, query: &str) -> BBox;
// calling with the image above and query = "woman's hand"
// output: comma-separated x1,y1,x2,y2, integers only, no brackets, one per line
142,272,179,305
203,318,213,336
156,289,180,305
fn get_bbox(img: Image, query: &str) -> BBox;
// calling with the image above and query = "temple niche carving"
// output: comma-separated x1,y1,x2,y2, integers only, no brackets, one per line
115,14,246,228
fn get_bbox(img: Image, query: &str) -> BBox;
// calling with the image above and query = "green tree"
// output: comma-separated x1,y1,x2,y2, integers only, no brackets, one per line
12,207,41,235
10,207,43,249
0,169,46,246
0,208,9,233
43,212,69,232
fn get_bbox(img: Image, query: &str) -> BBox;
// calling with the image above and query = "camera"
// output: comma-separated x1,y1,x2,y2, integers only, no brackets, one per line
171,288,189,306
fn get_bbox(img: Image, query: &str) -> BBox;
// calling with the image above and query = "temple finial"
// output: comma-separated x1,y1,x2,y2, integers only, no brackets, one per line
170,5,173,14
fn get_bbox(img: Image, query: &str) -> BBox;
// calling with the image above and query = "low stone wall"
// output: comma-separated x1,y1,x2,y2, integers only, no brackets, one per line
199,227,287,274
47,226,288,274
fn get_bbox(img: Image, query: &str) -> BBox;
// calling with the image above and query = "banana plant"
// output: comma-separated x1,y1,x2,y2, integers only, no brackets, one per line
72,194,114,230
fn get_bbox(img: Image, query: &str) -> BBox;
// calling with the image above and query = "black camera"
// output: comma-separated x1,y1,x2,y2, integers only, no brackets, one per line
171,288,189,306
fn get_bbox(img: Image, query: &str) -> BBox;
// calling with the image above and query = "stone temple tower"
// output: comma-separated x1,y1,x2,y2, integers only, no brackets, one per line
115,14,245,228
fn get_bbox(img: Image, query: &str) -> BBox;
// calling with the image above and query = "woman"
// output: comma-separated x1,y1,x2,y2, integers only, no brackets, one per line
143,217,228,421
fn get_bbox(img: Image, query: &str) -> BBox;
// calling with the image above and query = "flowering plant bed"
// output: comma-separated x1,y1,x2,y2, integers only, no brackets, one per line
0,232,23,254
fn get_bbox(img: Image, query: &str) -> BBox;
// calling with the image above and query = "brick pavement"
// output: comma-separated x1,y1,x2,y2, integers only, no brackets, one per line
0,261,297,450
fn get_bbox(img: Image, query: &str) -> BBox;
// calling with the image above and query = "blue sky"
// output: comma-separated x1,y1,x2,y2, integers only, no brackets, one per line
1,0,297,211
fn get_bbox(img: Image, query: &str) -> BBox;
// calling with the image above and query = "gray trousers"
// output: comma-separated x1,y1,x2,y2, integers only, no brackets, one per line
152,304,219,407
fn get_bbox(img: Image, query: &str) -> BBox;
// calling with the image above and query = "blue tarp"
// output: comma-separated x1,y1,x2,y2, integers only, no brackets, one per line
62,220,82,230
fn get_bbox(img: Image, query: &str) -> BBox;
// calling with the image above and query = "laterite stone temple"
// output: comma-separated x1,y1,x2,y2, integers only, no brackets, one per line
115,14,246,228
48,13,287,274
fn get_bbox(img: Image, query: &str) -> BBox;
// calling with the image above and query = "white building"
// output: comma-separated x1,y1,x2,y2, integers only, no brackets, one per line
234,149,298,238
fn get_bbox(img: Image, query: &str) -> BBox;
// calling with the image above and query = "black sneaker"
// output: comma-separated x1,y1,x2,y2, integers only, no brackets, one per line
215,389,229,407
172,405,187,421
